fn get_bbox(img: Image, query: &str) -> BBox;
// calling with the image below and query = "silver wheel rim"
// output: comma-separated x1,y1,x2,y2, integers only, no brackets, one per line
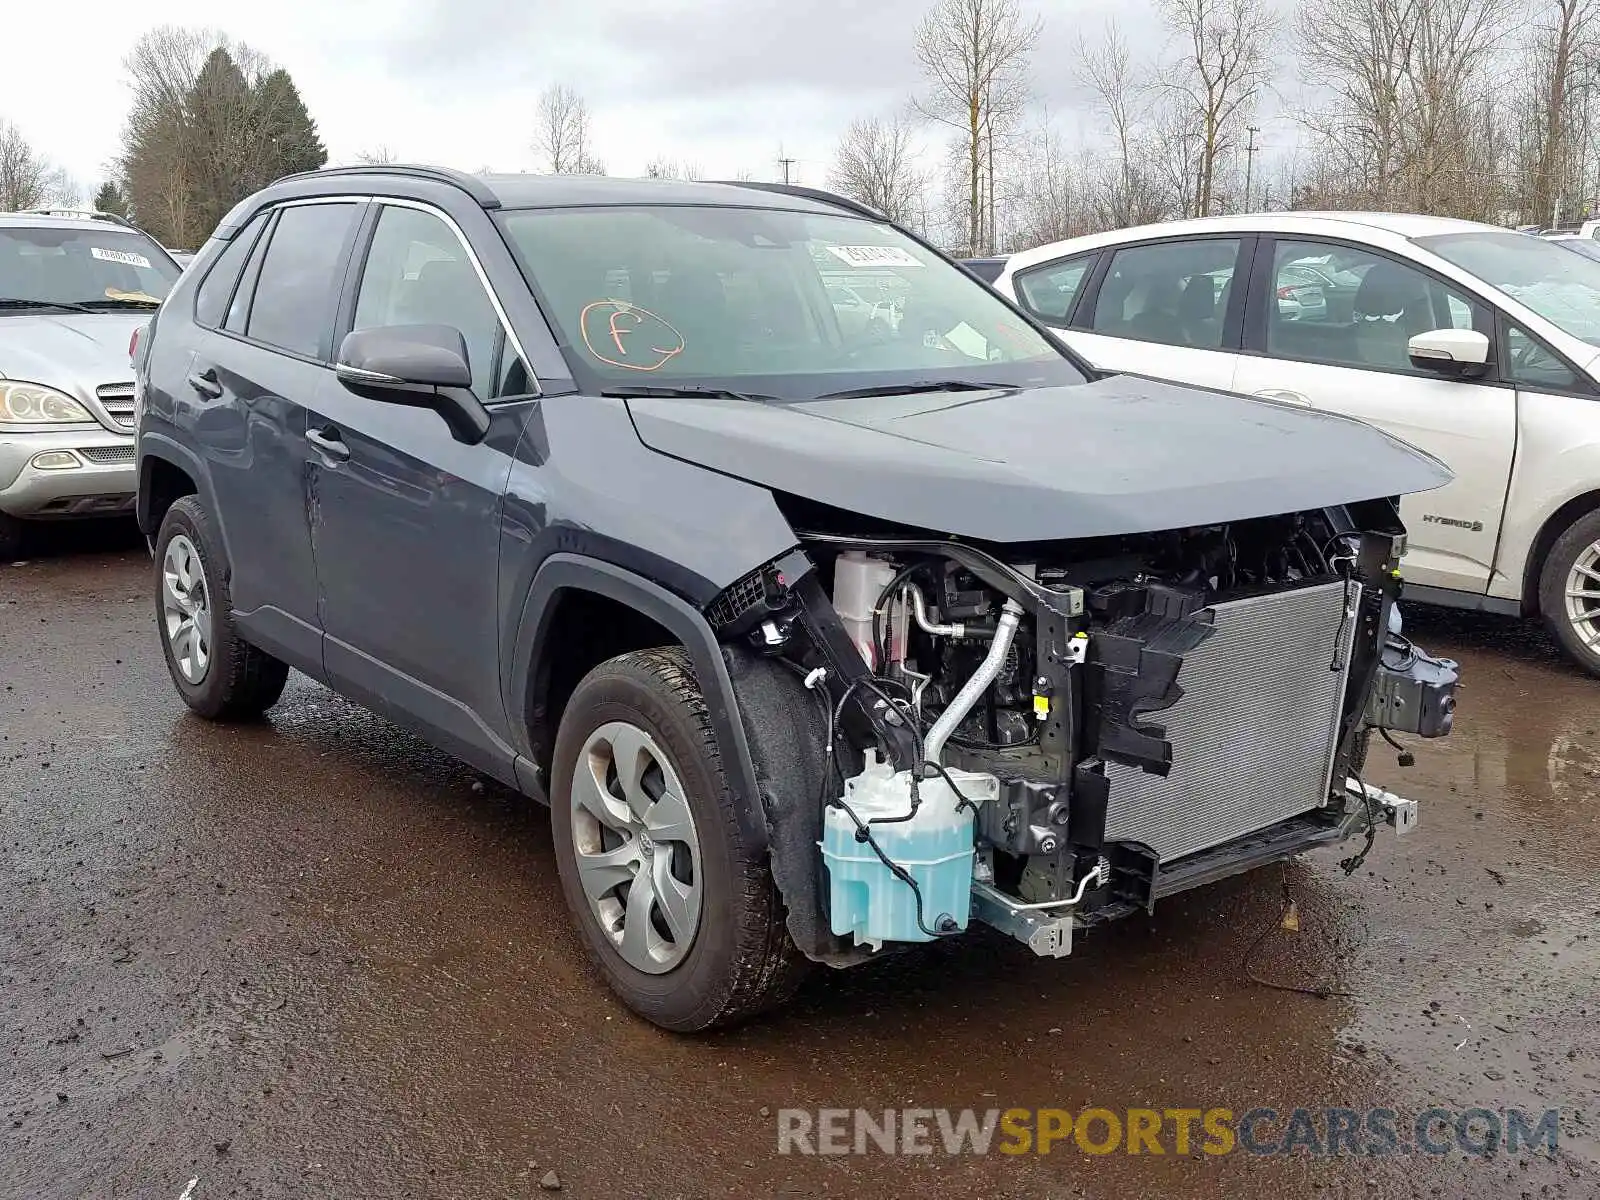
161,534,212,684
570,721,703,974
1566,542,1600,651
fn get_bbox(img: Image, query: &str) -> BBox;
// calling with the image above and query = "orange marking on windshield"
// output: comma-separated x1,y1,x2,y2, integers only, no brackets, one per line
608,309,639,355
579,300,686,372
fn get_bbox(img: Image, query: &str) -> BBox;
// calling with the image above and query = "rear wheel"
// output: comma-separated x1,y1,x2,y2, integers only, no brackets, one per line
154,496,290,719
550,647,806,1031
1538,507,1600,678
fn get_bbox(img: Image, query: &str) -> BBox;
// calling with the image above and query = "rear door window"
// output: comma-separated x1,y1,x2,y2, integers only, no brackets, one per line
244,202,362,360
1089,239,1241,349
1014,255,1094,322
194,213,268,329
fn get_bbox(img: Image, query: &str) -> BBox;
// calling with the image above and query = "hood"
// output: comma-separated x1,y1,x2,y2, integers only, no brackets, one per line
0,312,145,390
626,374,1453,542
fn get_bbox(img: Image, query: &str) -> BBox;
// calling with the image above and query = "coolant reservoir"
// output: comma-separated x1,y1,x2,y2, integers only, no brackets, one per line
832,552,906,670
821,753,999,950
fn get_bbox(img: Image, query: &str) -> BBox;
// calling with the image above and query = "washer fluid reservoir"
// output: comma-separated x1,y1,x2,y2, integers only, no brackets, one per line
821,752,998,950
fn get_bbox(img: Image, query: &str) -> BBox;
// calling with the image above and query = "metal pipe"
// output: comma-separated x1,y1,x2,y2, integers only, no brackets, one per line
980,857,1111,912
908,584,969,638
923,598,1023,765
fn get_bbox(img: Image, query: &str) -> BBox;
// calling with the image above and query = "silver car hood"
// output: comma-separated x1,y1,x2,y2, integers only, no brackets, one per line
0,312,147,432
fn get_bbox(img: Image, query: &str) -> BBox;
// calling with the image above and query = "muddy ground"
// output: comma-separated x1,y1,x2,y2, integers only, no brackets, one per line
1,525,1596,1199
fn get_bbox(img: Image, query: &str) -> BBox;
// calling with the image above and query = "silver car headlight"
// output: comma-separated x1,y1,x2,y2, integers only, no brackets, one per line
0,381,94,424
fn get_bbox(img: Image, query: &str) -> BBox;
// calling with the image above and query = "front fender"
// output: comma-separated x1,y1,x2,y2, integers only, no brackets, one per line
505,553,768,852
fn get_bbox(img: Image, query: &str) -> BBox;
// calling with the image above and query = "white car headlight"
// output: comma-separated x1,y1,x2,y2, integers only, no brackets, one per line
0,381,94,424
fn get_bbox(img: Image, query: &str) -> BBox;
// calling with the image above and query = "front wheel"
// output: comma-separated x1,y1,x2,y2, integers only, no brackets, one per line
550,647,806,1031
1539,507,1600,678
154,496,289,719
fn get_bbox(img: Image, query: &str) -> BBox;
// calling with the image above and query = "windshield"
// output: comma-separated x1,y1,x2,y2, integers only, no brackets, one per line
1415,230,1600,344
497,205,1082,395
0,224,178,308
1557,238,1600,266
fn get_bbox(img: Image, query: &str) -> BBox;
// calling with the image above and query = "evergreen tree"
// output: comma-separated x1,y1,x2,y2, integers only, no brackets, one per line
93,180,129,217
186,47,254,240
251,69,326,186
117,29,329,248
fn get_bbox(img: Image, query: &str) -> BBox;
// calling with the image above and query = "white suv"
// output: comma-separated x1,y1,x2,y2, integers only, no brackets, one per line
996,213,1600,675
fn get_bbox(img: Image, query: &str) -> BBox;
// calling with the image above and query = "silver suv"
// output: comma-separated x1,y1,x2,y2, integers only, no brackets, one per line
0,209,180,557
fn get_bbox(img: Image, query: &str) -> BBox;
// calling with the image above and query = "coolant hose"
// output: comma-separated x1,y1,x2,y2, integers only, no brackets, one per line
923,598,1024,766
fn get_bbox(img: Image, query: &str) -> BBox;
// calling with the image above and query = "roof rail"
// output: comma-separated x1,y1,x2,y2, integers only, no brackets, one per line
274,164,501,208
26,208,138,230
709,181,886,221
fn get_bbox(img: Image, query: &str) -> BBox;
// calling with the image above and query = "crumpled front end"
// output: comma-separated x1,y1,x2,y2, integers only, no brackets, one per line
710,496,1457,966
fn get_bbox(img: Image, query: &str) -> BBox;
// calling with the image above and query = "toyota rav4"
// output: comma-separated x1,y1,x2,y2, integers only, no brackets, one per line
134,167,1459,1030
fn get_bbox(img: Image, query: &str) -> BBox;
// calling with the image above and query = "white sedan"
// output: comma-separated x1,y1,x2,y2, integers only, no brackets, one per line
994,212,1600,675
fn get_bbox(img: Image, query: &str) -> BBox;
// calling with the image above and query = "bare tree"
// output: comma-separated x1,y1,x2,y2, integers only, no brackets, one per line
1009,122,1083,247
532,84,604,174
1158,0,1278,217
351,144,398,165
827,114,926,225
0,119,76,210
644,157,700,180
1525,0,1600,223
1296,0,1513,217
913,0,1041,255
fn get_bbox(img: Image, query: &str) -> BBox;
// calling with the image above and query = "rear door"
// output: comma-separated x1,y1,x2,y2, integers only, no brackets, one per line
304,199,536,781
1231,236,1514,594
1048,236,1249,390
185,199,364,667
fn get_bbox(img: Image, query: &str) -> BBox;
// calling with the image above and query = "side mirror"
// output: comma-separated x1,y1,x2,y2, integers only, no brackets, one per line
335,324,491,444
1407,328,1490,379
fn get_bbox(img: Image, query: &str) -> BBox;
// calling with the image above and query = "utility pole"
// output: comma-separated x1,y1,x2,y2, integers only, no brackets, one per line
1244,126,1260,214
777,155,797,185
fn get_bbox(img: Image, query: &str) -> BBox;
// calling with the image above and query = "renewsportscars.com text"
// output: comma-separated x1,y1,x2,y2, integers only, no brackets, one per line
776,1106,1562,1157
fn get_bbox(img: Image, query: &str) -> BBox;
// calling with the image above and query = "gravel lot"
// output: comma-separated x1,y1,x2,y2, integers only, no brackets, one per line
2,525,1595,1199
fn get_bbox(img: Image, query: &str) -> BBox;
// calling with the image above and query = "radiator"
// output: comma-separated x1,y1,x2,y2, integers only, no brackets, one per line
1103,580,1359,864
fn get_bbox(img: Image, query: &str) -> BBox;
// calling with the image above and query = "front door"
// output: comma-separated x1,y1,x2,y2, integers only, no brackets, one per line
1232,238,1514,594
305,201,536,781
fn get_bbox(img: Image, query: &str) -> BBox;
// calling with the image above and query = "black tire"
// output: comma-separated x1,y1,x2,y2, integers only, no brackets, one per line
1538,507,1600,678
0,513,24,560
550,647,806,1031
154,496,289,720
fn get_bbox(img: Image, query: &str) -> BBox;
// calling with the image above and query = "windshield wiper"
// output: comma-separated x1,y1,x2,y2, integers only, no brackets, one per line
600,384,779,403
813,380,1010,400
0,297,95,313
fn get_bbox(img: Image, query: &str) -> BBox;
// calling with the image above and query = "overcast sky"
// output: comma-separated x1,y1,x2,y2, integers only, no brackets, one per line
3,0,1295,199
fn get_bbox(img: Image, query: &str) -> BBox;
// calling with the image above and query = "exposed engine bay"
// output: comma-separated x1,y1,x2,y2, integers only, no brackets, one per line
708,498,1459,966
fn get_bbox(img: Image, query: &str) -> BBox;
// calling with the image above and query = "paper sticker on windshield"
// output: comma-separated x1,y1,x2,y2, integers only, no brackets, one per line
824,245,922,269
91,247,151,269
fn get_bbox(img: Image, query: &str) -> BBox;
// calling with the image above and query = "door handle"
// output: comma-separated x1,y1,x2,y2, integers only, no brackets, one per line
1253,388,1312,406
186,368,223,399
306,426,351,463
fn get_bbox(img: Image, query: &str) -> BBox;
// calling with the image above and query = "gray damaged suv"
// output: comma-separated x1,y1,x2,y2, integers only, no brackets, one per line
1,210,178,557
134,166,1460,1031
